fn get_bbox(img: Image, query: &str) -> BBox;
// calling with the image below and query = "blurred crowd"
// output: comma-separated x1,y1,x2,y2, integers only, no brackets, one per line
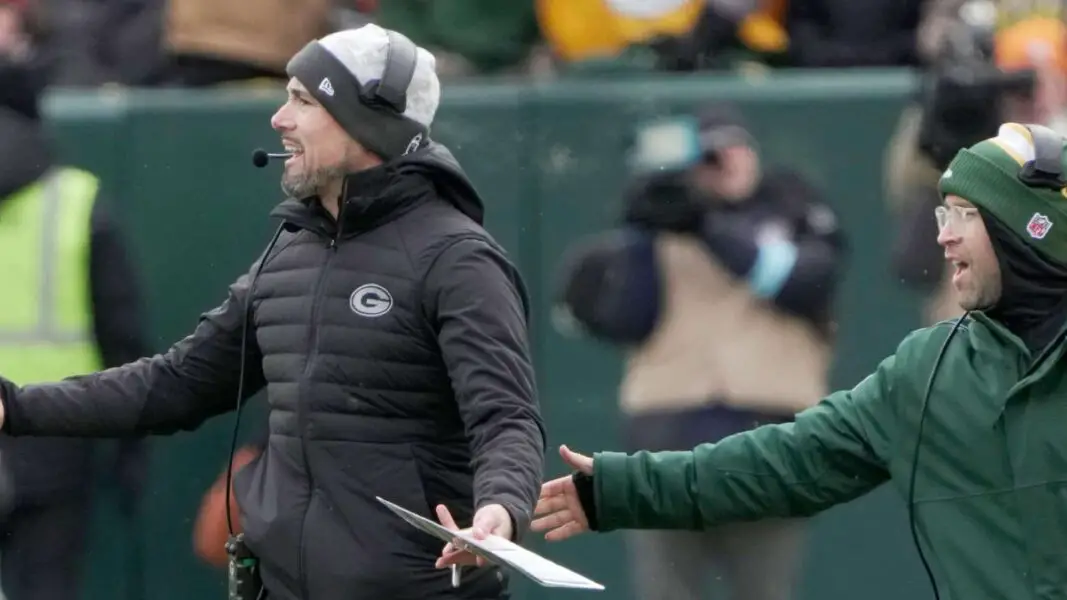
0,0,1066,599
1,0,1062,87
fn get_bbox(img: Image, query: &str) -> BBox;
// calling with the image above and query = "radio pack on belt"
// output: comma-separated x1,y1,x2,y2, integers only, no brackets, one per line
227,533,263,600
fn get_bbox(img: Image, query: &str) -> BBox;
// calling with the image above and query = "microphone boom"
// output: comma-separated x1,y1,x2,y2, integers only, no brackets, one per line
252,148,293,168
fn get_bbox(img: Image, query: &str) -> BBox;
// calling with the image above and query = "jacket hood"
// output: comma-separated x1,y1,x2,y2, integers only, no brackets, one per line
392,140,484,224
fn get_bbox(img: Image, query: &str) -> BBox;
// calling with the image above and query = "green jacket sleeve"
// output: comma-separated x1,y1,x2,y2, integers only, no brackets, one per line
593,353,902,531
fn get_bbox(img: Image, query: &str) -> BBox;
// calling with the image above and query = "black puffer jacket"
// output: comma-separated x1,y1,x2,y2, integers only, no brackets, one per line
0,143,546,600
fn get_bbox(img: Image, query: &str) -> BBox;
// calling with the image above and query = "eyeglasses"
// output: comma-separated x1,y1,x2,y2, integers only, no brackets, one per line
934,205,980,231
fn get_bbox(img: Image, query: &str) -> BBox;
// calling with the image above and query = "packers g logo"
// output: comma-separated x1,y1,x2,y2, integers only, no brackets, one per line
350,284,393,318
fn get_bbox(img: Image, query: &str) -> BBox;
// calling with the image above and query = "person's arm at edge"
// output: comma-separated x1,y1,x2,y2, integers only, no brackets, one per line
0,263,268,438
588,339,909,531
423,236,547,541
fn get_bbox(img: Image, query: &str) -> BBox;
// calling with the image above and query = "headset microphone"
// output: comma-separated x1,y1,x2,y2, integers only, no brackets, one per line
251,148,293,168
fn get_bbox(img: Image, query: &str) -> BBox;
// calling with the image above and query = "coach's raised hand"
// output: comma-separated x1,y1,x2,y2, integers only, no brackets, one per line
531,445,595,542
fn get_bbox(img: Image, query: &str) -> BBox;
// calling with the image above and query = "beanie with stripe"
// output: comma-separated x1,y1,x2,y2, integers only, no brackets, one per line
939,122,1067,265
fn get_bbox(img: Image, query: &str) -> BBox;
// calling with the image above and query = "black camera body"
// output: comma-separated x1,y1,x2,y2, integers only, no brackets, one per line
916,4,1037,169
917,63,1035,169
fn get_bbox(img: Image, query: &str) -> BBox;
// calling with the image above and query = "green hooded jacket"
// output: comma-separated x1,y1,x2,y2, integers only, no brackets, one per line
593,313,1067,598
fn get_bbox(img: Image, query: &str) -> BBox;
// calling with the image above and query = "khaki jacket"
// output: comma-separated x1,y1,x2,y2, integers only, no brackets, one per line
620,234,832,416
164,0,334,74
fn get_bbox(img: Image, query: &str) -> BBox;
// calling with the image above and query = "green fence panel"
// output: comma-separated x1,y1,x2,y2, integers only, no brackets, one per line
38,69,935,600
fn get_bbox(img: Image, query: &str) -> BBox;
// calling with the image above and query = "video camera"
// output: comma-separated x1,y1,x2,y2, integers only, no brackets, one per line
916,0,1037,169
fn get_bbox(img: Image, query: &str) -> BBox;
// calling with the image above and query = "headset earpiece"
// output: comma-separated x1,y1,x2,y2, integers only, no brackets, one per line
361,30,418,114
1018,124,1067,190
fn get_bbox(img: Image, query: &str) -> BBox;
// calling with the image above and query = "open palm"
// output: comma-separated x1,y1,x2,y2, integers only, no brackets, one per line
531,445,594,542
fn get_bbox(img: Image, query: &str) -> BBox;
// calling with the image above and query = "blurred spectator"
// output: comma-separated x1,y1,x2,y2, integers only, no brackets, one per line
995,16,1067,132
785,0,924,67
159,0,336,86
535,0,741,70
373,0,545,77
653,0,791,70
0,2,151,598
916,0,968,65
47,0,339,87
38,0,540,86
553,105,846,599
36,0,114,86
83,0,169,87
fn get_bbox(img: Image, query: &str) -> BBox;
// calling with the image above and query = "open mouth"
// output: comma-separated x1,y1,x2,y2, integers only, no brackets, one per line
283,142,304,161
951,260,969,280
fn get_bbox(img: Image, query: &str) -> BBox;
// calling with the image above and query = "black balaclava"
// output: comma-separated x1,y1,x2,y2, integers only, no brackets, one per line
978,206,1067,355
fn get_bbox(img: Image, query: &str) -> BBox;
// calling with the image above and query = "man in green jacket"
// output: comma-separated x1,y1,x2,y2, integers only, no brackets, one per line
522,122,1067,599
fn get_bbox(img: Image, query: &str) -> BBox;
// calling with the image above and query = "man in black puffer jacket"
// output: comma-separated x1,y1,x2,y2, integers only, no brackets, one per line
0,23,545,600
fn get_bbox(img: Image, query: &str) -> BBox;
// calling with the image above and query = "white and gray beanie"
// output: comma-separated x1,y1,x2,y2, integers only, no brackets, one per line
286,24,440,160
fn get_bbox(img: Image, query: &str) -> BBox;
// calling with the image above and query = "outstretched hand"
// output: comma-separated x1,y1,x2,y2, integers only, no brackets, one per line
531,445,594,542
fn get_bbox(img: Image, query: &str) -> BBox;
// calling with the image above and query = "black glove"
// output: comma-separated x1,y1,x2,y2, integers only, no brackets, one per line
621,173,706,233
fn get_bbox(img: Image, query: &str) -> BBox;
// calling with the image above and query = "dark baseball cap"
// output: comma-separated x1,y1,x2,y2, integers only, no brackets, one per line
695,103,755,157
625,103,756,174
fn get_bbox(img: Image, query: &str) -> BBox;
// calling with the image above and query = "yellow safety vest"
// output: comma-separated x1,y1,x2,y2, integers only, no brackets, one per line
0,167,104,386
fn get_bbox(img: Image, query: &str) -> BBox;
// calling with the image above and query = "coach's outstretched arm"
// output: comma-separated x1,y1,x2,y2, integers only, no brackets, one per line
0,264,267,438
427,238,546,545
533,350,907,538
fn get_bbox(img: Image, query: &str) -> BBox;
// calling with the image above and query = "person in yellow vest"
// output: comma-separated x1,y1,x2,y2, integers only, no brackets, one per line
0,3,151,599
551,105,847,599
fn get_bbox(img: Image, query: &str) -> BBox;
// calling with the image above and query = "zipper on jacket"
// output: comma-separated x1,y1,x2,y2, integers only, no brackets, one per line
296,196,345,599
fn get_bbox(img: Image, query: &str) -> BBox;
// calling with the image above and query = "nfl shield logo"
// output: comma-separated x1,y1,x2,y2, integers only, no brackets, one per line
1027,213,1053,239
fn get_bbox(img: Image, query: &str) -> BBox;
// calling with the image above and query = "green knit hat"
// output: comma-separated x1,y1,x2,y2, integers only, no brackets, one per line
939,122,1067,264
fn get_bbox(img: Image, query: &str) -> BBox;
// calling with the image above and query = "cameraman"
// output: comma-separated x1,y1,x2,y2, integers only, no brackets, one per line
554,105,846,600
